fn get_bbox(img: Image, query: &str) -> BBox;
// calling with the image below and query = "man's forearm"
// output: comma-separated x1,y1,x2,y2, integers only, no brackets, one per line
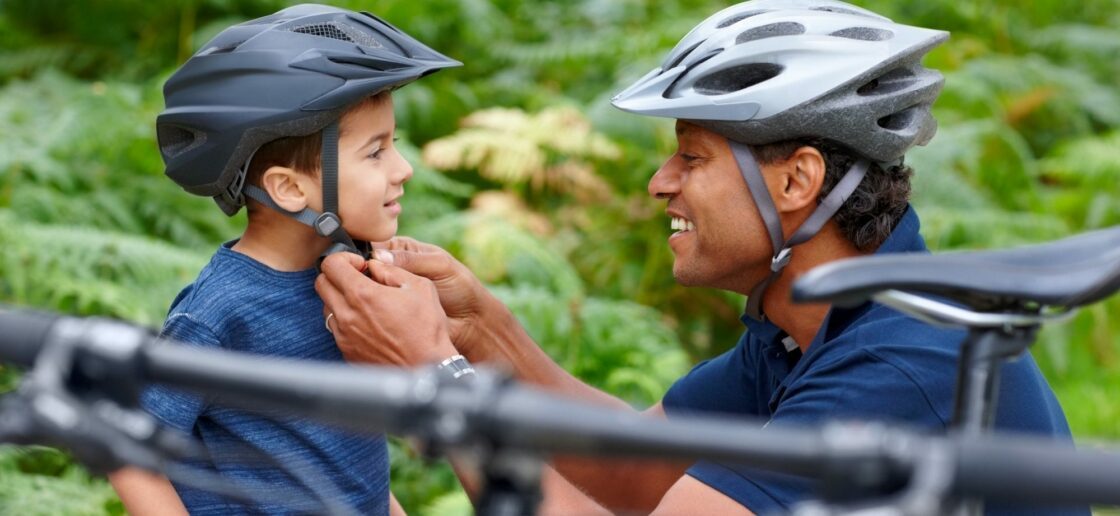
450,414,684,512
553,455,689,512
460,293,630,409
446,450,611,516
550,402,689,511
458,295,687,511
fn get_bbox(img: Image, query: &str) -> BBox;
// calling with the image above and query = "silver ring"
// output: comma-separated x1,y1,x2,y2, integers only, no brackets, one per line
325,312,335,334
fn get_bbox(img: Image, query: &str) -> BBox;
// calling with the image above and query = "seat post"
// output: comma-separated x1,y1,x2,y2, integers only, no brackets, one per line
951,326,1038,434
949,325,1038,516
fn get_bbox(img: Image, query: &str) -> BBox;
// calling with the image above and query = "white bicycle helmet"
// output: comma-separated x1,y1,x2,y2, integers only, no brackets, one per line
612,0,948,319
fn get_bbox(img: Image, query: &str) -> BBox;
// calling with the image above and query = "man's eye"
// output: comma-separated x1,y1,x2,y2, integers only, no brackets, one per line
681,153,700,163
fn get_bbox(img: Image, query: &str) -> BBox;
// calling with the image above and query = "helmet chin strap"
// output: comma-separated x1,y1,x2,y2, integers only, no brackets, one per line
241,120,369,265
728,140,870,321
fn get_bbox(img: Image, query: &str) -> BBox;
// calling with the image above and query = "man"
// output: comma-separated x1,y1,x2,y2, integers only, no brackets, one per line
317,1,1081,513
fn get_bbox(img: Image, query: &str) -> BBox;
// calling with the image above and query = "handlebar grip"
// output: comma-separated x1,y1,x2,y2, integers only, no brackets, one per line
0,307,60,367
955,437,1120,506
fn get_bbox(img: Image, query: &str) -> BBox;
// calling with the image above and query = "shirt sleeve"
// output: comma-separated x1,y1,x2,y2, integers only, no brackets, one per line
661,331,763,418
683,348,938,514
140,313,221,434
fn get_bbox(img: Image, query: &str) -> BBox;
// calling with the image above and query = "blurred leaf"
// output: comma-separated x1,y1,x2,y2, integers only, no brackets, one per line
419,490,472,516
0,209,209,325
909,119,1041,212
0,446,120,516
423,107,620,202
1038,132,1120,228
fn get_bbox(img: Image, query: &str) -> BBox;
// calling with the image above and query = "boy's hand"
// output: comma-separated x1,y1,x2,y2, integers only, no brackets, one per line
316,252,457,366
372,237,496,356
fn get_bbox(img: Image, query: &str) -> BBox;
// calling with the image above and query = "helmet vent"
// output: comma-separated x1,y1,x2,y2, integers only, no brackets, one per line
857,68,916,96
694,63,783,96
158,125,205,158
736,23,805,45
831,27,893,42
198,42,242,56
877,106,919,130
810,6,872,16
665,41,703,70
291,22,383,48
293,22,351,41
717,11,763,28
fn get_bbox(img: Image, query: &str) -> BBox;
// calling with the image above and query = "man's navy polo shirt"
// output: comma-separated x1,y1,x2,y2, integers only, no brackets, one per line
662,207,1083,515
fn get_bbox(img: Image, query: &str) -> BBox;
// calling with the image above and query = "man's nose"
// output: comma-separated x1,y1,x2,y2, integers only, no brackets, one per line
648,157,682,200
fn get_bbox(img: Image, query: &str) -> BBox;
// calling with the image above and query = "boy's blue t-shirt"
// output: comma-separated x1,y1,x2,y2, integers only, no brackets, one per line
142,242,389,515
662,207,1086,516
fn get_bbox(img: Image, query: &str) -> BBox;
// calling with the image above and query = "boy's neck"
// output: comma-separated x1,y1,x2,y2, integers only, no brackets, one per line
232,209,333,272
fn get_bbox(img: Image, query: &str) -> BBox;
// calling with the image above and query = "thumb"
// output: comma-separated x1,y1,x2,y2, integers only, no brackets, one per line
374,248,451,281
365,258,417,288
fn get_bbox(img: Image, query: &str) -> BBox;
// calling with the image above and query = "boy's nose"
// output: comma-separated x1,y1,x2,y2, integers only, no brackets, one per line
395,153,414,184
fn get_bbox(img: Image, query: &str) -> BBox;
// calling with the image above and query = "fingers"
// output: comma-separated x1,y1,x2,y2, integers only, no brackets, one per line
372,248,395,265
317,253,377,326
386,236,441,254
385,236,421,252
315,273,347,333
372,237,413,251
376,249,452,280
319,252,367,285
365,258,409,288
315,267,350,309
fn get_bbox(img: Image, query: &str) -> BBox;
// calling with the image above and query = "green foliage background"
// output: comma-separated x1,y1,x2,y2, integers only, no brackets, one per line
0,0,1118,513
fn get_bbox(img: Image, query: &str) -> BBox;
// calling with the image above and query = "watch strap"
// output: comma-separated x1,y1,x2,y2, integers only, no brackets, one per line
437,354,476,380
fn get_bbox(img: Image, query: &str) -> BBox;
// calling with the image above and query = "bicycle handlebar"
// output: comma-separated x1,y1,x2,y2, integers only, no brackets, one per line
1,308,56,366
2,308,1119,509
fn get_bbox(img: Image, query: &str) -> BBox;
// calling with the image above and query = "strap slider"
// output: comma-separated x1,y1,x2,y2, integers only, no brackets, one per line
771,248,793,272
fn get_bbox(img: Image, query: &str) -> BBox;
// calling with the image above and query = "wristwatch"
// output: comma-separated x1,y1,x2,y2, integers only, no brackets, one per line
437,354,477,381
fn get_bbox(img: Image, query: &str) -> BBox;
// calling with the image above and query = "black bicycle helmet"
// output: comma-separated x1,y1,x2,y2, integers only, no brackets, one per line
157,3,460,221
612,0,948,320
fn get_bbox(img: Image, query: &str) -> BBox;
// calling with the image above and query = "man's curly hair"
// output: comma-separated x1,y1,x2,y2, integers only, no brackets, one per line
750,139,913,252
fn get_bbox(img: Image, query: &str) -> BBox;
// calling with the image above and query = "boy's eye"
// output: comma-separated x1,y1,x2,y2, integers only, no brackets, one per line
368,138,399,160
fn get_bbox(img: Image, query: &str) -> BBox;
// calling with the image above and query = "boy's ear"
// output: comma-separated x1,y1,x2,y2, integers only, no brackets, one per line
771,146,826,214
260,166,320,213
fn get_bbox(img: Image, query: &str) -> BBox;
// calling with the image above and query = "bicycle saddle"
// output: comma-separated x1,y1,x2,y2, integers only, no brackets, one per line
793,225,1120,311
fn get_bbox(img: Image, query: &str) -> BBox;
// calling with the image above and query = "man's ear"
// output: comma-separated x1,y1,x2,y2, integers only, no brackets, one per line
260,166,320,213
773,146,826,213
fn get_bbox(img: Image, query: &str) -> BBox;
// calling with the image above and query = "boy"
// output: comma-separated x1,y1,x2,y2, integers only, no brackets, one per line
109,4,459,514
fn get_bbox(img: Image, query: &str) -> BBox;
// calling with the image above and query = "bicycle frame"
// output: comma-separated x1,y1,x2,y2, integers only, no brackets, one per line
2,309,1120,515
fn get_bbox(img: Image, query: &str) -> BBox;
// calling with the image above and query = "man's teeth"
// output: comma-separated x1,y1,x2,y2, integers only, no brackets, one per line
671,217,695,232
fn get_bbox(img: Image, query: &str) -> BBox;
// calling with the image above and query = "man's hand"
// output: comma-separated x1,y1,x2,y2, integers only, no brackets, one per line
316,252,457,366
373,238,494,356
